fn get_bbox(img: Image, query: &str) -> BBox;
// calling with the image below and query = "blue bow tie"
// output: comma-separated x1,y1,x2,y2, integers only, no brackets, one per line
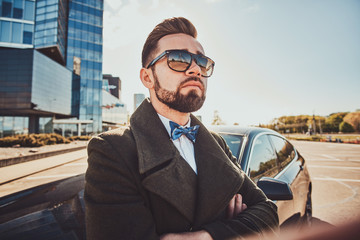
169,121,200,143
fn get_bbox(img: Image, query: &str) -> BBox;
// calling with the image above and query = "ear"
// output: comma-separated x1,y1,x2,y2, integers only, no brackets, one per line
140,67,154,89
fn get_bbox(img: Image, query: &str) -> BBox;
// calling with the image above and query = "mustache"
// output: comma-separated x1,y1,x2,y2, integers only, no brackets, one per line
179,77,204,89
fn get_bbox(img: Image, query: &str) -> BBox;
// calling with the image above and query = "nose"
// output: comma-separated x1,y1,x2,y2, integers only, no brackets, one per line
185,59,201,77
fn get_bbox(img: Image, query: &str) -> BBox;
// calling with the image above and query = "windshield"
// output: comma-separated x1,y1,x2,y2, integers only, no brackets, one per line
219,133,244,165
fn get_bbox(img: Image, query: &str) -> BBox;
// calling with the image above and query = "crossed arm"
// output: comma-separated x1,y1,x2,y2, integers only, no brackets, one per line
160,194,248,240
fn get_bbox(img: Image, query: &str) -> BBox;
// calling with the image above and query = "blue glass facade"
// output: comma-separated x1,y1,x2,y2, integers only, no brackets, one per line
34,0,68,61
32,50,72,114
0,0,35,47
0,0,104,136
0,48,32,110
66,0,103,133
0,48,72,115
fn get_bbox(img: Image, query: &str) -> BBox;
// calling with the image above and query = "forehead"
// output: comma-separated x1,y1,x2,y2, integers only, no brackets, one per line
157,33,205,55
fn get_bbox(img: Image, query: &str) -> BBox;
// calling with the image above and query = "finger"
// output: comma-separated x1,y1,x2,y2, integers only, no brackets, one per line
226,195,236,219
242,203,247,211
234,194,243,216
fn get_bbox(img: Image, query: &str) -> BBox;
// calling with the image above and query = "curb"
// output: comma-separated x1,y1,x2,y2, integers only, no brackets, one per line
0,146,87,168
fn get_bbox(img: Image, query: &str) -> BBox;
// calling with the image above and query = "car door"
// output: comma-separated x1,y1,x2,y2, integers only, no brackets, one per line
268,135,309,225
246,134,279,183
247,134,296,225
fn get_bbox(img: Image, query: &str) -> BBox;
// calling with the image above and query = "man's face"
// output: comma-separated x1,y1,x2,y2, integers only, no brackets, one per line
150,33,208,113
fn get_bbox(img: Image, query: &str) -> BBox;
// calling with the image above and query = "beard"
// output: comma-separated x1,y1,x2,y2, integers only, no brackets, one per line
153,71,206,113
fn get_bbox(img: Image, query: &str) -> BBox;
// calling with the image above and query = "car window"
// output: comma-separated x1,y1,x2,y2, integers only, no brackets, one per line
269,135,296,171
248,134,279,183
219,134,243,160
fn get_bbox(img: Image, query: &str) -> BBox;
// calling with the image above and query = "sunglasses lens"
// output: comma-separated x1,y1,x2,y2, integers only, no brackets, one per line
196,56,214,77
168,51,191,71
165,50,214,77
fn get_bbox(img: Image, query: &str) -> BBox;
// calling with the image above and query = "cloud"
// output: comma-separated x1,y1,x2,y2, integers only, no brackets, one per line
105,0,126,11
204,0,223,2
245,3,260,13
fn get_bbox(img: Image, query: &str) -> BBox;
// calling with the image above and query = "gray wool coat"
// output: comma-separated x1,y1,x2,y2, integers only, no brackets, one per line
85,99,279,240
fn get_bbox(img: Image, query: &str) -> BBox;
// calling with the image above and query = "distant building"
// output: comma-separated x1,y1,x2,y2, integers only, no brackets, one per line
134,93,145,111
102,75,127,131
0,0,104,137
103,74,121,99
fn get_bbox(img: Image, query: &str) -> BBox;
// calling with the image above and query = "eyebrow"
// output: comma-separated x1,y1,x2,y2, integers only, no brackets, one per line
179,48,205,55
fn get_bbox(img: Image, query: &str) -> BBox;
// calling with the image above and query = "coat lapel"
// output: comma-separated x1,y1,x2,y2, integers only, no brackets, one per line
130,99,197,222
190,115,245,226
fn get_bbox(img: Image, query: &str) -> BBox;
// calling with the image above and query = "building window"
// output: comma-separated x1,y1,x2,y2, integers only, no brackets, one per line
13,0,23,19
0,20,11,42
11,22,22,43
24,0,34,21
23,23,33,44
2,1,12,18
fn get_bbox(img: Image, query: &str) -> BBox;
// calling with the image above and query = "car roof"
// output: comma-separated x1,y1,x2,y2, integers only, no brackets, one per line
207,125,281,138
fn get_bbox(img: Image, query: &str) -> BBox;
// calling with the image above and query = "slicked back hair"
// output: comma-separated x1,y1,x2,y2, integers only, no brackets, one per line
141,17,198,68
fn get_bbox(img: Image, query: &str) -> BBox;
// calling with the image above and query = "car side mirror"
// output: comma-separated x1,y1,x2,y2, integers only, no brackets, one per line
257,177,293,200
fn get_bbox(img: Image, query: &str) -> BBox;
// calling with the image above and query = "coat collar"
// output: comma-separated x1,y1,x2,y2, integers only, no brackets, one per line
130,99,244,225
130,99,197,221
130,98,176,174
191,114,245,225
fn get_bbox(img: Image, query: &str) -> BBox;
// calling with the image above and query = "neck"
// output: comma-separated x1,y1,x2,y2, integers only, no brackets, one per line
150,95,190,126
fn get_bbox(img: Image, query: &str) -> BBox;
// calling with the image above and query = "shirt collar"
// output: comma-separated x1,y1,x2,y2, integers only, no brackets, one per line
157,114,191,137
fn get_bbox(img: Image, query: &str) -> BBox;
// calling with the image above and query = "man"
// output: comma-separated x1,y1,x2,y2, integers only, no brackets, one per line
85,17,278,240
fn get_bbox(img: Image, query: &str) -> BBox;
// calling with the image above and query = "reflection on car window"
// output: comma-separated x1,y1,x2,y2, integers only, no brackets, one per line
220,134,243,159
249,135,279,183
269,135,296,171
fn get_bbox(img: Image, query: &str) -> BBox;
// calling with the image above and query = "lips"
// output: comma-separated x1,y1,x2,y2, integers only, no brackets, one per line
181,80,204,91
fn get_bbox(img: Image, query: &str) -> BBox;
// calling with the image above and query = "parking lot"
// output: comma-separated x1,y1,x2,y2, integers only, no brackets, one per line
291,141,360,225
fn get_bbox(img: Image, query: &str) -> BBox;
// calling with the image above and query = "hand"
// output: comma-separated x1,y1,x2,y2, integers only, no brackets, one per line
226,194,247,219
160,230,213,240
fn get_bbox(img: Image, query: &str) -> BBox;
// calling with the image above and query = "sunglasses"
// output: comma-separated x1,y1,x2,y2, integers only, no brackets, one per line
146,49,215,77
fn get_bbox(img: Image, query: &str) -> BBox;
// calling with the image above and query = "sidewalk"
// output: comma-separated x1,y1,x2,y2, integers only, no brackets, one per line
0,141,88,168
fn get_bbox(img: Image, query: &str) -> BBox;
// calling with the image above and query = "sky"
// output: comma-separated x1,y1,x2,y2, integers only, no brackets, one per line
102,0,360,126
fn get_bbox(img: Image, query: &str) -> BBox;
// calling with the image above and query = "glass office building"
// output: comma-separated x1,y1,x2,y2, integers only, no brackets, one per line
0,48,72,134
66,0,103,133
34,0,68,64
0,0,35,47
0,0,104,136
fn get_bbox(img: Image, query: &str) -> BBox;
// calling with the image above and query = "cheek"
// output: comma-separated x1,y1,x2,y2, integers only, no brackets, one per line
156,70,182,91
203,79,208,90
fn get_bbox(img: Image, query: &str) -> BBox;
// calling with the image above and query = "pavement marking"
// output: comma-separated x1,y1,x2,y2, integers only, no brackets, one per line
309,158,360,162
65,163,88,166
308,159,342,162
322,154,341,161
308,165,360,170
26,174,79,180
313,177,360,183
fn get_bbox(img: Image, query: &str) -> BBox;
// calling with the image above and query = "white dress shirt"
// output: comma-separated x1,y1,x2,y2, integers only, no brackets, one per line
158,114,197,174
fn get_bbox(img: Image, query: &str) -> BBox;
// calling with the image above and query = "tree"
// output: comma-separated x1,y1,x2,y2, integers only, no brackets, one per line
343,112,360,132
339,121,355,133
324,112,348,132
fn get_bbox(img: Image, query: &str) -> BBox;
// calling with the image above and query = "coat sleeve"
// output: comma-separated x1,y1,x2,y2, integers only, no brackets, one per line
84,134,160,240
201,133,279,240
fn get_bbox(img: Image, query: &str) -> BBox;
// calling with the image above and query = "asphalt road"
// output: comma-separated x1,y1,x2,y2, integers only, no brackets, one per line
0,150,88,197
1,141,359,227
291,140,360,225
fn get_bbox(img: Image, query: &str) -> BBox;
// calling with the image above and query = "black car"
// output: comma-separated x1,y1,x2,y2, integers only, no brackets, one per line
0,127,312,239
209,126,312,227
0,174,86,239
